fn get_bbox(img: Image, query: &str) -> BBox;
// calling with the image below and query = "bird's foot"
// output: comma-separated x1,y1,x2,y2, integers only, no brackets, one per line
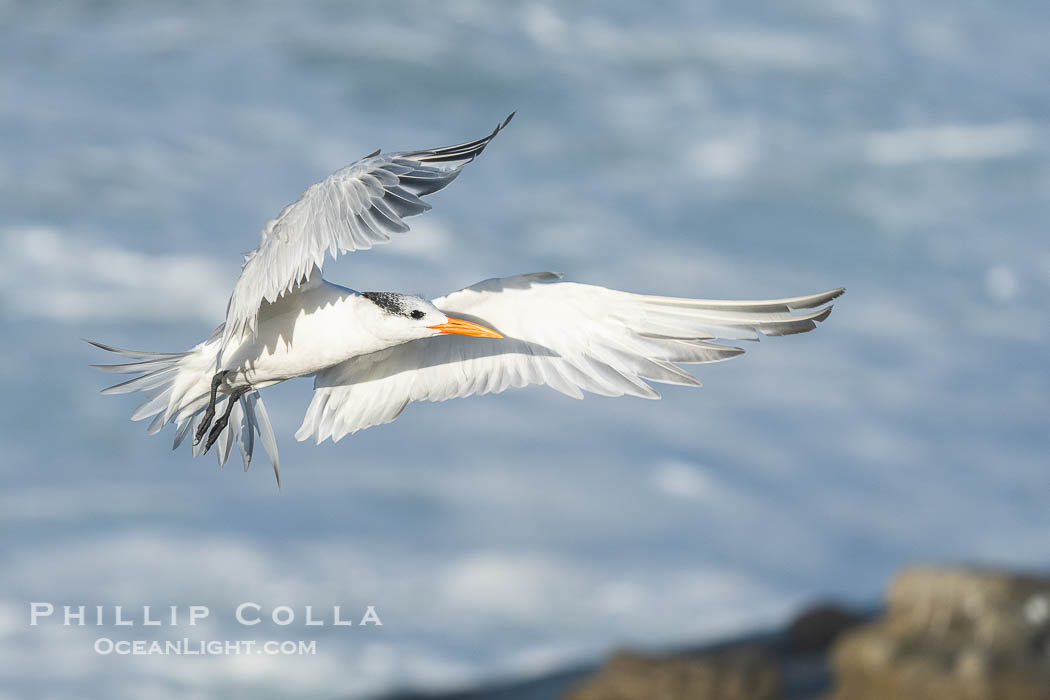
194,371,227,446
194,406,215,446
202,385,249,454
204,413,231,452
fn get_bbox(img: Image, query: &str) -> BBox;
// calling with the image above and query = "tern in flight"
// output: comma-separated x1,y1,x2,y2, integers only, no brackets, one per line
90,114,843,484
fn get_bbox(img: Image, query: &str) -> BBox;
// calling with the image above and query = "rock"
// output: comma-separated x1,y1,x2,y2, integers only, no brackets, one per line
784,602,868,655
564,647,782,700
827,565,1050,700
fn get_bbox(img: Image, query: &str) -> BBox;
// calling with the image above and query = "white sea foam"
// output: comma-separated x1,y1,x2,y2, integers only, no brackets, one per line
0,226,230,322
862,122,1038,165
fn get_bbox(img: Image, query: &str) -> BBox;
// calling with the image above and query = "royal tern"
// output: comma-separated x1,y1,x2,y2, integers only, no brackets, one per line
90,114,843,484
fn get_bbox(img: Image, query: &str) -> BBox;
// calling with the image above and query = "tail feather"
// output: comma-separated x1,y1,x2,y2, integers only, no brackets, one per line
172,416,194,451
245,393,281,486
237,402,255,470
147,410,167,436
100,366,181,395
84,340,187,361
87,336,281,485
216,401,235,466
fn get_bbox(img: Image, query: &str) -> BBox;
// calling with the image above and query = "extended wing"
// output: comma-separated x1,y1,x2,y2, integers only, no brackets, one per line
222,113,514,349
296,272,843,444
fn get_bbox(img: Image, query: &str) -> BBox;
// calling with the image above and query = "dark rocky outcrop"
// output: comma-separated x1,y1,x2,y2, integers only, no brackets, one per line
828,566,1050,700
562,602,867,700
374,566,1050,700
564,647,782,700
785,603,869,656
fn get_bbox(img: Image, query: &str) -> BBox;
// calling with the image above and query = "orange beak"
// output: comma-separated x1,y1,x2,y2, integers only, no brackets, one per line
428,316,503,339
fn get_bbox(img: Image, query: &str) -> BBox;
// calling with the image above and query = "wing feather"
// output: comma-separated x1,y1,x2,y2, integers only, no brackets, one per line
296,274,843,444
221,113,514,349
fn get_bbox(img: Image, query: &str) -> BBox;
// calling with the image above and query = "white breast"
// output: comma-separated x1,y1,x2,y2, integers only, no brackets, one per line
219,280,385,388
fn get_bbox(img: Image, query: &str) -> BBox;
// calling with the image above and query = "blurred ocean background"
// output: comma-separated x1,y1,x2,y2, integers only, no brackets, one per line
2,0,1049,698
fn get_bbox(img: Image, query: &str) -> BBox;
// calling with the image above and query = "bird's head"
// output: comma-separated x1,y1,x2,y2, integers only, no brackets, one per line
360,292,502,343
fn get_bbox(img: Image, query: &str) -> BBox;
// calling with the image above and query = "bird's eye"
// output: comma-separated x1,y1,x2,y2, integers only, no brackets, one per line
410,310,425,320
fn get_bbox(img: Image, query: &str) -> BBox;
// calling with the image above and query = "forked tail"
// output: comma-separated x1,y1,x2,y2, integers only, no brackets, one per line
86,330,281,485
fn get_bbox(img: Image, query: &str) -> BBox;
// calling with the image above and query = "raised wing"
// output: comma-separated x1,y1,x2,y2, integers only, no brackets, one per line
296,272,843,444
222,113,514,347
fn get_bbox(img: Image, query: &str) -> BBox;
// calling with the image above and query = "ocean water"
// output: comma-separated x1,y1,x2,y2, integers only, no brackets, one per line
2,1,1049,698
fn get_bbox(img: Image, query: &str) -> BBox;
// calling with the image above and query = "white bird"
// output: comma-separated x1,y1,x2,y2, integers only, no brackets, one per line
90,114,843,485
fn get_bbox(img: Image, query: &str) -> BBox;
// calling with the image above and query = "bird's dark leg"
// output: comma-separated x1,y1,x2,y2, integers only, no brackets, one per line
194,372,227,446
204,385,250,453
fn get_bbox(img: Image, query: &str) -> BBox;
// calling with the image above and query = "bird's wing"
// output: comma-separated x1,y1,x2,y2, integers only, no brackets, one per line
221,113,514,348
296,272,843,444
